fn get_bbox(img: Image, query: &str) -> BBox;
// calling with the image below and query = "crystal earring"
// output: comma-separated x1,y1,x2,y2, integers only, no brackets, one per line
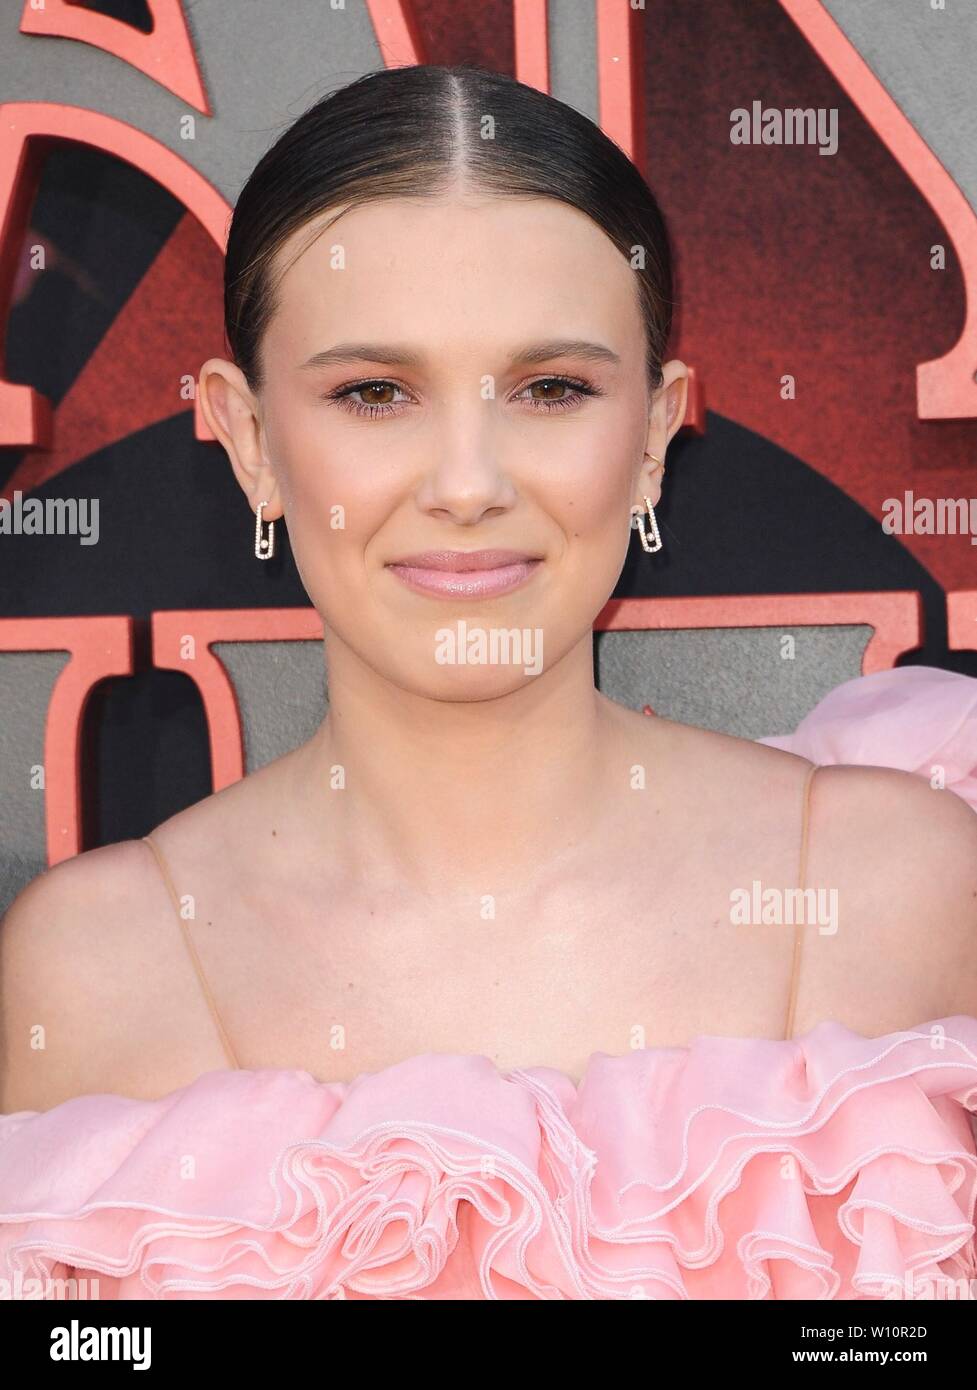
633,452,664,553
254,500,275,560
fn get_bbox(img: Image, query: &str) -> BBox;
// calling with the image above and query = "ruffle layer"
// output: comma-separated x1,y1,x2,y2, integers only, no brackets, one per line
2,1018,976,1299
756,664,977,814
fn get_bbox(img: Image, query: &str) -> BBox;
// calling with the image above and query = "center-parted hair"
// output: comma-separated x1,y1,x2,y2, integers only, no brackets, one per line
224,63,674,395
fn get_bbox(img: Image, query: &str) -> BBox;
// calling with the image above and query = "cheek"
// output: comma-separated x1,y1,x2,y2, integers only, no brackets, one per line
549,434,637,542
271,412,386,555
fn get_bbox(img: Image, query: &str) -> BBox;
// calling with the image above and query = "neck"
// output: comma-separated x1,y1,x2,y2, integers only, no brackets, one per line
289,631,639,896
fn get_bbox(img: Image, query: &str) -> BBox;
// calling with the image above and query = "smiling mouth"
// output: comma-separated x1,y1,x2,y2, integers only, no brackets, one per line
384,552,543,599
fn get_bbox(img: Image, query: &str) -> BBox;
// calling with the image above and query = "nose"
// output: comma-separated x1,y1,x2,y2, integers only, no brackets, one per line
413,419,519,526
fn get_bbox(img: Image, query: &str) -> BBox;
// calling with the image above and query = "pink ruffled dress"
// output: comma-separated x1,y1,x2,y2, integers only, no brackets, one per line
2,664,976,1300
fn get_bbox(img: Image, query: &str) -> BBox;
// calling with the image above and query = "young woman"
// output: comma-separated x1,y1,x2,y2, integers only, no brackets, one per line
2,64,976,1300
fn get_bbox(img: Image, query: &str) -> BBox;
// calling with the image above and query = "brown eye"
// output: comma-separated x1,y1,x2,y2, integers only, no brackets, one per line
328,379,412,418
516,376,600,412
529,379,570,401
353,383,397,406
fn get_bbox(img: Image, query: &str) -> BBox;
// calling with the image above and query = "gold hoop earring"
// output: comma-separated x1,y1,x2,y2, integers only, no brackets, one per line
633,452,664,553
254,500,275,560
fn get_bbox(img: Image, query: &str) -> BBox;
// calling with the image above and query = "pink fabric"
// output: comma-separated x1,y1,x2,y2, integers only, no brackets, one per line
2,663,977,1300
757,663,977,813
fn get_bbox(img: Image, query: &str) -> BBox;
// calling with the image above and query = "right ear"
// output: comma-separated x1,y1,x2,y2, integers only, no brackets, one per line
197,358,283,519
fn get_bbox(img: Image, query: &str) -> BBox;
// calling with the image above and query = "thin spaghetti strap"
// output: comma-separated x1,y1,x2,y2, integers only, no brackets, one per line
140,835,242,1070
782,762,819,1042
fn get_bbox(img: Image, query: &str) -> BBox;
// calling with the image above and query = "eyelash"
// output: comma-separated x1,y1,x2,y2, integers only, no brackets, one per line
325,374,603,419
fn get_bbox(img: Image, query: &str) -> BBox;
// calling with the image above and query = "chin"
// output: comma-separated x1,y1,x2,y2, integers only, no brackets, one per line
355,648,541,701
413,666,546,700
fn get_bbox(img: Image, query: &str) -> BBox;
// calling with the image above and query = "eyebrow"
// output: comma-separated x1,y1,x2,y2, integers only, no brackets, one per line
296,338,622,372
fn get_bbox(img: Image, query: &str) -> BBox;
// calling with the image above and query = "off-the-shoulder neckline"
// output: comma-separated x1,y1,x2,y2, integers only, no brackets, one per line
278,1013,977,1085
11,1013,976,1116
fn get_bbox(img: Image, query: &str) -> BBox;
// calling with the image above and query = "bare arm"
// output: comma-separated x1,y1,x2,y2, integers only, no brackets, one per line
0,839,223,1112
791,763,977,1036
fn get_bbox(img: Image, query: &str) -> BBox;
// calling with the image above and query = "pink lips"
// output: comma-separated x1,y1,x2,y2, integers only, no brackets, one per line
385,549,543,598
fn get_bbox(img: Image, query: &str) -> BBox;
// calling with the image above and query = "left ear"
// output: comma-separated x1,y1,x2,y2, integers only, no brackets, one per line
636,359,689,507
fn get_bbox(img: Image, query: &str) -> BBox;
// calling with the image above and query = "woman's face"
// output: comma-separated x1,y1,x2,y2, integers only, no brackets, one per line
209,194,685,698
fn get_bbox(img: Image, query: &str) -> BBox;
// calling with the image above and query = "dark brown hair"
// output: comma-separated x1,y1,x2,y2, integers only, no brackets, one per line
224,63,674,395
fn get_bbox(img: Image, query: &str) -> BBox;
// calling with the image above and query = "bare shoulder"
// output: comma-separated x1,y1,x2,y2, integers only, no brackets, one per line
134,735,304,874
0,839,165,1113
656,705,977,883
641,707,977,1026
642,705,819,811
799,761,977,1026
0,749,305,1114
806,760,977,893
